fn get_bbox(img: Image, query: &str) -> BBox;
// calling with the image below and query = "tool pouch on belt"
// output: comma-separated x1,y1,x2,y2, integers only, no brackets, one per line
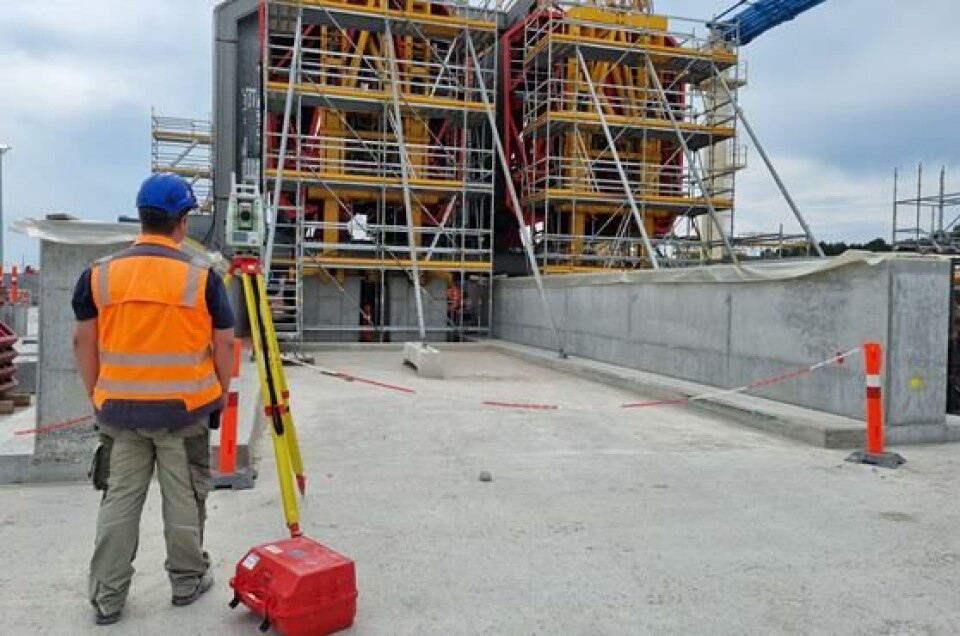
208,408,222,431
88,439,112,491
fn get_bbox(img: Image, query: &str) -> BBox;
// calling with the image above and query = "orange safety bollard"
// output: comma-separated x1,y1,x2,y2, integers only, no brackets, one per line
846,342,905,469
218,338,243,475
8,265,16,305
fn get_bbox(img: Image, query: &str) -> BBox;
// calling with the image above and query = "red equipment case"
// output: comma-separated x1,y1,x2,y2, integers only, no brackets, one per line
230,536,357,635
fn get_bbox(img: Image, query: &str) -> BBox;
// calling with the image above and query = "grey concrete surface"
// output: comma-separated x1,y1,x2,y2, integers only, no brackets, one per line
390,275,448,342
302,273,362,342
35,240,124,478
494,256,951,432
3,350,960,635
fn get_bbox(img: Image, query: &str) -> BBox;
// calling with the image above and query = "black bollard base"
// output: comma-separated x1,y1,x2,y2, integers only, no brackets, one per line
846,450,906,470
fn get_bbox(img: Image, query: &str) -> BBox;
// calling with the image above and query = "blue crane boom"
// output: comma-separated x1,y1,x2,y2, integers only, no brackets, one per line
713,0,828,46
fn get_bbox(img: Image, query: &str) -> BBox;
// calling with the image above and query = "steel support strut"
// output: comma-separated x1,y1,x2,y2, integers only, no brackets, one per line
576,50,660,269
384,21,428,344
265,10,303,278
643,56,738,263
465,34,566,357
711,68,825,258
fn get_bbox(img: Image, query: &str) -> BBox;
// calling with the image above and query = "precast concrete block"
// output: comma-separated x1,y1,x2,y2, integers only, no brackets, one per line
403,342,443,379
36,239,125,476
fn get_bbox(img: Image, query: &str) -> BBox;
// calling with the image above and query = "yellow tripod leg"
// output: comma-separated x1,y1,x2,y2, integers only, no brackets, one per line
252,273,307,495
241,272,302,536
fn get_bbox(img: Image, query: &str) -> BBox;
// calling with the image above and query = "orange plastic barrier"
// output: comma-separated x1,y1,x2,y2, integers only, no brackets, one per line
218,339,243,475
846,342,905,469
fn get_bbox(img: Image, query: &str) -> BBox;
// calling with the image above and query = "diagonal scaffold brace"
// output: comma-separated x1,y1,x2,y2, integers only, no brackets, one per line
226,256,307,538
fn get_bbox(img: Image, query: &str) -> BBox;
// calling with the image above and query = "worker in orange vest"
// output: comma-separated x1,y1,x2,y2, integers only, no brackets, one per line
447,283,463,341
72,173,236,625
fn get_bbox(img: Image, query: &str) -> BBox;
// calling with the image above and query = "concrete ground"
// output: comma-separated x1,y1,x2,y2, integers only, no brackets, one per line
3,349,960,635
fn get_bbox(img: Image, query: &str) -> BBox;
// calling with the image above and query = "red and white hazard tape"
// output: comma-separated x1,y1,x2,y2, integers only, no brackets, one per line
283,357,418,395
10,346,864,435
14,414,96,436
621,347,861,409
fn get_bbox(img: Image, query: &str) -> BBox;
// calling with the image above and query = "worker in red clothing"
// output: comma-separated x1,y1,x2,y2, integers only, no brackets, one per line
72,173,236,625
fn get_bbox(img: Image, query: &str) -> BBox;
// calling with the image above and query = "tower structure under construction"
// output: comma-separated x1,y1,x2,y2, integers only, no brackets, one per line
500,0,745,271
215,0,500,342
213,0,780,342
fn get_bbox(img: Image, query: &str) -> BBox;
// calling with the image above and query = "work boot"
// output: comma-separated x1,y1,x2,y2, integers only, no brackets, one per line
171,572,215,607
94,606,122,626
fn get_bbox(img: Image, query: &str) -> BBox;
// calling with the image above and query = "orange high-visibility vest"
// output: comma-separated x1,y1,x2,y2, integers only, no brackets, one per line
90,235,222,428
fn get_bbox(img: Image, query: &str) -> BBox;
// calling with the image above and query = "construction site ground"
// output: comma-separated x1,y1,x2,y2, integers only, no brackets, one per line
3,349,960,635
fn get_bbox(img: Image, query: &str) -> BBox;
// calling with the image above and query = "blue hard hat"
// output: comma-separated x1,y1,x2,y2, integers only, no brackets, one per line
136,173,197,216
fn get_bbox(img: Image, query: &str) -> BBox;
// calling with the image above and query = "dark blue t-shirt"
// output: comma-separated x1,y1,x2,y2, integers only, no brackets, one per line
71,267,236,329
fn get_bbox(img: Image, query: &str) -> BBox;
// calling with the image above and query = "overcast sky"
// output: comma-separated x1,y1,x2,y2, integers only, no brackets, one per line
0,0,958,264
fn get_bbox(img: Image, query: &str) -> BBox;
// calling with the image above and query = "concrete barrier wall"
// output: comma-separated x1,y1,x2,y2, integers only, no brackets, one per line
493,257,950,427
36,240,126,478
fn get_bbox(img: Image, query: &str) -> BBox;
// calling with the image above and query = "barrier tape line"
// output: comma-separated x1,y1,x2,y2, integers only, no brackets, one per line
15,414,96,436
284,357,418,395
621,347,862,409
12,347,861,435
483,401,559,410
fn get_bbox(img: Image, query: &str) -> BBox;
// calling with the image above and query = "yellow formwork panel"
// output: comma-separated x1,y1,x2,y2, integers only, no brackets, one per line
274,256,491,272
305,188,445,205
534,190,734,211
152,130,213,144
271,0,496,36
265,169,465,191
266,82,486,112
529,110,735,138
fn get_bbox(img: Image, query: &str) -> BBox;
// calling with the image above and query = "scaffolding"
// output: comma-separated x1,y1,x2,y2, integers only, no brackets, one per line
260,0,500,342
151,110,214,212
501,0,750,272
892,165,960,254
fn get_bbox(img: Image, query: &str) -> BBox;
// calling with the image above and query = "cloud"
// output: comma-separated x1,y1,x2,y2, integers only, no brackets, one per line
0,0,215,126
734,155,960,243
0,0,217,264
0,0,958,264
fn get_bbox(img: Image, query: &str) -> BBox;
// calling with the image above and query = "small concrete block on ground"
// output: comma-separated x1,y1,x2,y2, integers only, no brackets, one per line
402,341,443,379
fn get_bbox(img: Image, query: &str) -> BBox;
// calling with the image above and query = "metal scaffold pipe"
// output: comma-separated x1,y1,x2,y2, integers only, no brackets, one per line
0,144,9,268
264,10,303,279
465,34,566,358
384,20,427,344
891,168,898,247
575,50,660,270
711,69,825,258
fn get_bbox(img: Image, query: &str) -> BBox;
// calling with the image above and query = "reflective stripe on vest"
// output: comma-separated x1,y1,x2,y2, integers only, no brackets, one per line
97,373,220,395
99,350,211,366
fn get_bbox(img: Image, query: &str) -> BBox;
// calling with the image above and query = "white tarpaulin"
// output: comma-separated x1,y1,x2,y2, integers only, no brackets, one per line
13,218,226,271
497,250,948,287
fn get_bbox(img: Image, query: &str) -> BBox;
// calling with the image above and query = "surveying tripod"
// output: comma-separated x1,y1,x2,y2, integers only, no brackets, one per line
225,256,306,538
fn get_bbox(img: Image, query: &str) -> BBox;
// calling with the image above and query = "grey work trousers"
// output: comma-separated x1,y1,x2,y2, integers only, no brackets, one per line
88,421,211,615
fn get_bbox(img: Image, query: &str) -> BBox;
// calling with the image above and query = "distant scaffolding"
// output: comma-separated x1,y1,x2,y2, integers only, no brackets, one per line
502,0,747,272
151,110,214,212
892,165,960,254
261,0,500,342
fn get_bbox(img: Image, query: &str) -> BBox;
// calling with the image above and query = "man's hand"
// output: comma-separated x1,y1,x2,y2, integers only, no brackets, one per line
212,327,236,399
73,319,100,401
